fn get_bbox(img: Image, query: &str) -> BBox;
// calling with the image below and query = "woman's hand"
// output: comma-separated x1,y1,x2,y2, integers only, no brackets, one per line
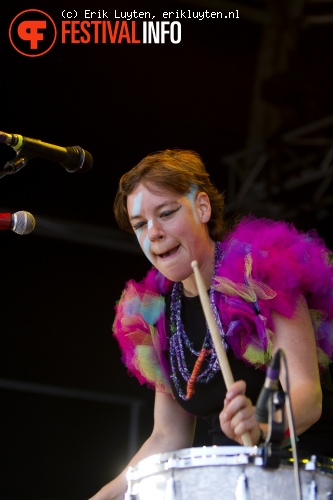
219,380,261,446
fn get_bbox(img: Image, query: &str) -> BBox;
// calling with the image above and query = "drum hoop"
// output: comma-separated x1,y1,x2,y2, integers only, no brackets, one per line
126,446,333,484
126,446,263,481
126,446,333,482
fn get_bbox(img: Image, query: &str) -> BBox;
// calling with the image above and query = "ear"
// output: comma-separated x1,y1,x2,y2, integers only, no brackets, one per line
196,192,211,223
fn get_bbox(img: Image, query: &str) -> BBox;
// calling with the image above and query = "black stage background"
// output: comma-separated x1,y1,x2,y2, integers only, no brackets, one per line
1,1,333,498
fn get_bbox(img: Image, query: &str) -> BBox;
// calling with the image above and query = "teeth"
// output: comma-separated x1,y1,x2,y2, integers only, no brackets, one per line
160,247,177,258
157,246,179,258
158,250,170,258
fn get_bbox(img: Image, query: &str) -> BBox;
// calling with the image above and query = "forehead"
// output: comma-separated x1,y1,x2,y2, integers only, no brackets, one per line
131,181,179,197
127,183,181,211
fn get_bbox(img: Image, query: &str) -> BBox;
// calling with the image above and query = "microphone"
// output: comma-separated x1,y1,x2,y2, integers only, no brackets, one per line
255,349,281,423
0,211,36,235
0,131,93,173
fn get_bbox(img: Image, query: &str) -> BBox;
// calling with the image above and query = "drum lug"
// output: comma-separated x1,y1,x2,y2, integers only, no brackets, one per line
123,493,137,500
124,477,137,500
307,479,317,500
165,477,176,500
235,470,250,500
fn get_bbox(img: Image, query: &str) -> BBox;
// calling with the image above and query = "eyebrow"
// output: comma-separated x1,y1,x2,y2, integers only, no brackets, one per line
129,201,179,222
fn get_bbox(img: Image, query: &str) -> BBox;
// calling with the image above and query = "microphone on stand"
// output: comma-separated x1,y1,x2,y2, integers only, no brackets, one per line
0,131,93,173
255,349,286,462
0,211,36,235
255,349,281,423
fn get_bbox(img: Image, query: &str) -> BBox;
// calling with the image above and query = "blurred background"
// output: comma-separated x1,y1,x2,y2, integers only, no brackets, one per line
1,0,333,498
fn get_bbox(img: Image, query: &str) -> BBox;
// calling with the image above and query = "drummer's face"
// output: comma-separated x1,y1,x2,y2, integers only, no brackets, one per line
127,182,212,282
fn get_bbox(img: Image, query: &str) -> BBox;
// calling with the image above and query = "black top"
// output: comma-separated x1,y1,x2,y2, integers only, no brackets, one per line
166,292,333,457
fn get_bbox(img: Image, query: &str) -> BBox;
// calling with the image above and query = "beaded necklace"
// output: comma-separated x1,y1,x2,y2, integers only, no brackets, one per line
169,242,227,400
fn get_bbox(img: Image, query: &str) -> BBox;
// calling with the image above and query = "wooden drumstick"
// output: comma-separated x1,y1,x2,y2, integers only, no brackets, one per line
191,260,253,447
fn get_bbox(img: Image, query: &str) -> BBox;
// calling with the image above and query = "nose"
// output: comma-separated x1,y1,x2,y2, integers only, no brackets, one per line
147,219,164,241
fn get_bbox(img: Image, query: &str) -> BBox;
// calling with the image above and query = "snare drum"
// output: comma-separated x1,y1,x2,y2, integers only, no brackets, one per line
125,446,333,499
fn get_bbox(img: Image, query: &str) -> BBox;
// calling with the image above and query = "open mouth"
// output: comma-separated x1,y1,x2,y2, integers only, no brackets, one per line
159,245,180,258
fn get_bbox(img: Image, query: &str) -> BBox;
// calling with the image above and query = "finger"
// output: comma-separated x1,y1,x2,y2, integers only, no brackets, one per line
233,414,259,439
225,380,247,403
223,394,252,420
231,404,256,429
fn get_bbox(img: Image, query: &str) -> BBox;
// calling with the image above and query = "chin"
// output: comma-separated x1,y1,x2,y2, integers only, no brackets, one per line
159,268,192,284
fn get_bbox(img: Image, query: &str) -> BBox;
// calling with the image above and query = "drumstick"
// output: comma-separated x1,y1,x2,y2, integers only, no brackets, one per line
191,260,253,447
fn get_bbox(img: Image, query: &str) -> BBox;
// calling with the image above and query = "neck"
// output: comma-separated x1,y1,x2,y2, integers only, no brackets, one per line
182,239,216,297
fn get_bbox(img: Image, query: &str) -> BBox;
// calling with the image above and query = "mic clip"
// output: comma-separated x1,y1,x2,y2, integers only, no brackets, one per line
0,156,28,179
261,389,286,469
265,390,286,445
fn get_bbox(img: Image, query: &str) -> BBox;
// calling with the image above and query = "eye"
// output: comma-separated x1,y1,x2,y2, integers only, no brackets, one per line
133,221,146,231
160,206,181,219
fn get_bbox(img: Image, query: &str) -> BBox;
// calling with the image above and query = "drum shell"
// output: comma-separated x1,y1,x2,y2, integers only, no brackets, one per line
125,446,333,500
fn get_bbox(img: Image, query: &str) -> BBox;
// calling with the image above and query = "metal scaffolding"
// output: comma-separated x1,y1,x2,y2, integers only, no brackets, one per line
222,115,333,223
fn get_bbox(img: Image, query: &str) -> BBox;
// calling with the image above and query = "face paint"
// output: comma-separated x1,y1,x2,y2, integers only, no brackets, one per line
143,234,153,263
132,191,143,216
131,187,153,262
136,219,153,263
141,220,153,262
185,185,198,223
131,191,143,242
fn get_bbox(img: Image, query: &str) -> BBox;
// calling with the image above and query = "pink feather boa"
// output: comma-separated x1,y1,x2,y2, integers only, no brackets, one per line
113,217,333,392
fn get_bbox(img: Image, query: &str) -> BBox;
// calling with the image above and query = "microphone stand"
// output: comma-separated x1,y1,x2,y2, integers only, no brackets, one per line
0,156,28,179
257,351,303,500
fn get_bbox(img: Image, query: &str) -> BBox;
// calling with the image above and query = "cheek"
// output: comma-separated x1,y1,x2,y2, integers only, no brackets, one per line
174,214,198,241
178,221,205,251
136,227,153,264
135,228,144,250
143,235,153,263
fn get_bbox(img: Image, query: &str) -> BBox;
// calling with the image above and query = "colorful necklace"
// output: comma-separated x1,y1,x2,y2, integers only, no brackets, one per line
169,242,227,400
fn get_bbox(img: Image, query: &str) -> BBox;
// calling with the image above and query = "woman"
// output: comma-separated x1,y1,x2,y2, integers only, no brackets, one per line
90,149,333,500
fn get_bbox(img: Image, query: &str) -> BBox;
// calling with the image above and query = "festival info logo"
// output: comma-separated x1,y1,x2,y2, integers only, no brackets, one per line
9,9,57,57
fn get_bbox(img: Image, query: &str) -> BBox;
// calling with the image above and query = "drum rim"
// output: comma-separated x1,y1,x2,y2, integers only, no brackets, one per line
127,446,333,477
